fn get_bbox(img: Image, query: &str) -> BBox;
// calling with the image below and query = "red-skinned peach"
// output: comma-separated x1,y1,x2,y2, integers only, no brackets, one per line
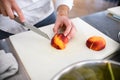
51,33,69,50
86,36,106,51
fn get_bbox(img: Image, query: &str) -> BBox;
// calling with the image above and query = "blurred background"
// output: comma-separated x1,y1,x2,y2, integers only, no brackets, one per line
53,0,120,18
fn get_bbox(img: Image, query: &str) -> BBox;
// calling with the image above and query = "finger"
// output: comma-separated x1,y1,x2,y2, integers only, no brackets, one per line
67,22,76,40
63,20,72,36
3,1,14,19
0,4,2,14
0,2,7,16
12,2,25,22
53,21,61,34
0,8,8,16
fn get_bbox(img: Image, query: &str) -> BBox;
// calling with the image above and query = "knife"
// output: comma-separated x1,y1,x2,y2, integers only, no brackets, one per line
14,15,50,40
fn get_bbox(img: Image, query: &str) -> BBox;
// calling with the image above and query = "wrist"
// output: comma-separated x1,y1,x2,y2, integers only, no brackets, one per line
57,5,69,16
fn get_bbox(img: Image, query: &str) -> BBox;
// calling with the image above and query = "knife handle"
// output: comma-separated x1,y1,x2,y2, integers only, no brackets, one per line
14,15,24,25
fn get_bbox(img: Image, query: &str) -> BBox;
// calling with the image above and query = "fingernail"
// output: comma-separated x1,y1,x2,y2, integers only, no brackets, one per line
21,19,25,22
67,36,70,40
64,33,67,36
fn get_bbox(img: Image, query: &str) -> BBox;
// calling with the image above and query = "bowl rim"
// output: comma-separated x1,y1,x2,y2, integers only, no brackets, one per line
52,59,120,80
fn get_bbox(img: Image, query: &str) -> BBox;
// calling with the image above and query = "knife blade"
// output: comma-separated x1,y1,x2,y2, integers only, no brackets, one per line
14,16,50,40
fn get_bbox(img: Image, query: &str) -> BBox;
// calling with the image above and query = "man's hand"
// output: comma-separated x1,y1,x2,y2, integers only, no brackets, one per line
0,0,25,22
53,5,76,40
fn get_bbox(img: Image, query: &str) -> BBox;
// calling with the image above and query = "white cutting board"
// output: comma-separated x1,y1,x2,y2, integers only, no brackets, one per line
9,18,120,80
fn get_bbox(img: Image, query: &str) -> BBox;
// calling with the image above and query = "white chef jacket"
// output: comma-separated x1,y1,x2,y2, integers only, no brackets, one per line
0,0,73,34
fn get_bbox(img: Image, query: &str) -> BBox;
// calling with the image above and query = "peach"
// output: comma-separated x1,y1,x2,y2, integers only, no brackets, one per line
51,33,69,50
86,36,106,51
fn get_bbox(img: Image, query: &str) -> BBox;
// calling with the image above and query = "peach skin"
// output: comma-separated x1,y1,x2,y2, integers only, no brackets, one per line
51,33,69,50
86,36,106,51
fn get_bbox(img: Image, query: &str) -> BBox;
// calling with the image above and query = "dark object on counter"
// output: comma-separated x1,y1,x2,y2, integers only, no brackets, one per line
53,60,120,80
104,0,120,5
110,49,120,62
118,1,120,6
0,30,13,40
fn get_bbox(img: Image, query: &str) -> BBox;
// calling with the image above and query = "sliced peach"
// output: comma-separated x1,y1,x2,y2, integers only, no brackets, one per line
86,36,106,51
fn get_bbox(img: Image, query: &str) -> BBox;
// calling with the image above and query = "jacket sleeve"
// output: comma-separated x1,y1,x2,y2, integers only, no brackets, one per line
55,0,73,10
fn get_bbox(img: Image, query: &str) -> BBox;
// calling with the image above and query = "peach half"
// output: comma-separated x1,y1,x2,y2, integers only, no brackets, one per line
86,36,106,51
51,33,69,50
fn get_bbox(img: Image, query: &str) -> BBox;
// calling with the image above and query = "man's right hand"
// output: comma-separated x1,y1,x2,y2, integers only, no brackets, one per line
0,0,25,22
